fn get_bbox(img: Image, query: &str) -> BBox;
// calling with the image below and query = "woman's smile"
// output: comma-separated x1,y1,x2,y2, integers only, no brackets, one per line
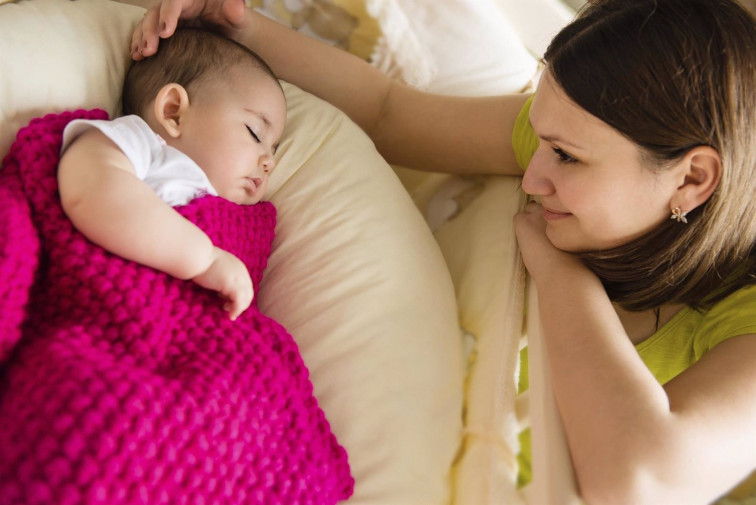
541,205,572,221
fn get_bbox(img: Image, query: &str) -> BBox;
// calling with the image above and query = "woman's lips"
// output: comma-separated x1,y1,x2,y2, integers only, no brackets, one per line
541,206,572,221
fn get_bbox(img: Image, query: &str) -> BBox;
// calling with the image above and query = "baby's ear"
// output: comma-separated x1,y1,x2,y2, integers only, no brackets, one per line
152,83,190,138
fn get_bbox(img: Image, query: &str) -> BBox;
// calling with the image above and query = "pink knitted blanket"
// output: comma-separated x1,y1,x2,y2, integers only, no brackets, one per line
0,110,353,505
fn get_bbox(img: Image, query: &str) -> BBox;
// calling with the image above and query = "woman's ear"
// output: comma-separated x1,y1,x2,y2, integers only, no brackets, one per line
152,83,190,138
671,146,722,213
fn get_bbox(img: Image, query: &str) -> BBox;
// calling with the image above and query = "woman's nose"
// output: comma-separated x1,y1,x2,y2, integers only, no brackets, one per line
520,149,554,197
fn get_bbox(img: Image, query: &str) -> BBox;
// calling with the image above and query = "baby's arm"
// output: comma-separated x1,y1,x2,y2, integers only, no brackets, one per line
58,128,252,320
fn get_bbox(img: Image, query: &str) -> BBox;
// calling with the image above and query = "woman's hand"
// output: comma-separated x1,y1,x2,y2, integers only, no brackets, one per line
131,0,249,60
514,202,586,282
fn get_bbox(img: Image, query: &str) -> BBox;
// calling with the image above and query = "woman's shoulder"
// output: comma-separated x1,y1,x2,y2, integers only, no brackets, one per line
693,282,756,356
638,283,756,384
512,95,536,171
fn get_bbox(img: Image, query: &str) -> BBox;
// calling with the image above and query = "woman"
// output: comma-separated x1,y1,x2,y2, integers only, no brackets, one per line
134,1,756,503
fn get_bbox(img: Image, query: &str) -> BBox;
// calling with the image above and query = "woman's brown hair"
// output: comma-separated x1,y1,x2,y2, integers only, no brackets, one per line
544,0,756,311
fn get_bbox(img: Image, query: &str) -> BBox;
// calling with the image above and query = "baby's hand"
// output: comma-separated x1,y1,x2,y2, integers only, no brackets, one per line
191,246,253,321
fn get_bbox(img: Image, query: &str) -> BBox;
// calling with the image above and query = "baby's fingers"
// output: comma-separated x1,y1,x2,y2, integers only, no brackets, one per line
223,286,254,321
224,299,241,321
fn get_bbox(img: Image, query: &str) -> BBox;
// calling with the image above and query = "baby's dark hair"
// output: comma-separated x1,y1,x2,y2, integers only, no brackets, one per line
122,27,280,117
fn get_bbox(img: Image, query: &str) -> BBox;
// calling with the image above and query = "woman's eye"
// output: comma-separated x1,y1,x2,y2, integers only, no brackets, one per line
552,147,577,164
246,125,261,143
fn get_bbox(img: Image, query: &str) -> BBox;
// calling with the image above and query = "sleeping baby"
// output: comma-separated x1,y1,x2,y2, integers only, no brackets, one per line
59,26,285,321
0,27,353,505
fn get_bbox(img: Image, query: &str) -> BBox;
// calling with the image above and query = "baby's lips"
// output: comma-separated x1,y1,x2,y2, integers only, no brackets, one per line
243,177,262,194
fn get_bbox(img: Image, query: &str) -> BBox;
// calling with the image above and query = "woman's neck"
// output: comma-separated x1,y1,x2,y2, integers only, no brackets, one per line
614,303,685,345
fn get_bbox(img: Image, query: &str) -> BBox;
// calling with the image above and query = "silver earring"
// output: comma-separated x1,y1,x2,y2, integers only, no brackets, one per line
670,207,688,224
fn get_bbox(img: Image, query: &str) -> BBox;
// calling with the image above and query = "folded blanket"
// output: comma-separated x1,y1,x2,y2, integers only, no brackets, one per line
0,110,353,505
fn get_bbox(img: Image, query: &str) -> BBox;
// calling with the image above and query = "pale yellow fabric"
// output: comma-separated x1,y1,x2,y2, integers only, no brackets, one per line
389,11,538,502
0,0,143,159
371,0,537,95
393,169,532,505
254,0,537,91
436,175,528,505
250,0,381,61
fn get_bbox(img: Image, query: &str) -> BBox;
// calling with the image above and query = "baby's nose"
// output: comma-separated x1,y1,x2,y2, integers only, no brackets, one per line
260,153,275,173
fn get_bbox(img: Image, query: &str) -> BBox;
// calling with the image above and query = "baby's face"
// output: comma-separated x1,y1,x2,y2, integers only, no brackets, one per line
174,67,287,205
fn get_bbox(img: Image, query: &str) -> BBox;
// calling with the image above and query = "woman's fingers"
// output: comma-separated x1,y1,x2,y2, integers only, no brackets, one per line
131,0,195,60
131,0,249,61
131,5,162,59
221,0,248,25
130,11,146,59
159,0,193,37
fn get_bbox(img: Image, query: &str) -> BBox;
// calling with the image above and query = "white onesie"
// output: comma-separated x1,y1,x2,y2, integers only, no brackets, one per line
61,115,217,207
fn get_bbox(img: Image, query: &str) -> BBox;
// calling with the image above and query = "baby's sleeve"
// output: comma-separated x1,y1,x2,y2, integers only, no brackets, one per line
512,95,538,172
60,115,155,180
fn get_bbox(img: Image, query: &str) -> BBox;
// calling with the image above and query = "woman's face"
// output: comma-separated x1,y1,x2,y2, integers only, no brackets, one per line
522,71,680,252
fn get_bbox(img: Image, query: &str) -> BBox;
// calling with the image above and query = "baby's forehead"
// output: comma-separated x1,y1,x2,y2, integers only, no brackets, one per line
204,65,282,94
229,61,277,82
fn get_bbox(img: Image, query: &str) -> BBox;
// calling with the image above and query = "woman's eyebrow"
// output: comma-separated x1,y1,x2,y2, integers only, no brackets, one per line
529,118,583,149
539,134,583,149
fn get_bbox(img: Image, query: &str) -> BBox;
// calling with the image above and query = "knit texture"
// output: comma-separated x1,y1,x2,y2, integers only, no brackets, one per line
0,110,354,505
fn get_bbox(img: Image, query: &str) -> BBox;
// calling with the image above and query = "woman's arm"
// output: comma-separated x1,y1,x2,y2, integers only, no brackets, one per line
515,203,756,505
58,128,253,319
133,0,529,175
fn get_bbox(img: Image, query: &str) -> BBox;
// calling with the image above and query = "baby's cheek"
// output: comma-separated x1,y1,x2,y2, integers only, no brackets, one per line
258,179,269,201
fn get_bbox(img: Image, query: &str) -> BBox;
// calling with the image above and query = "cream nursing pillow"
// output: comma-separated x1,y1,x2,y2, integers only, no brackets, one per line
0,1,464,504
263,84,464,504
